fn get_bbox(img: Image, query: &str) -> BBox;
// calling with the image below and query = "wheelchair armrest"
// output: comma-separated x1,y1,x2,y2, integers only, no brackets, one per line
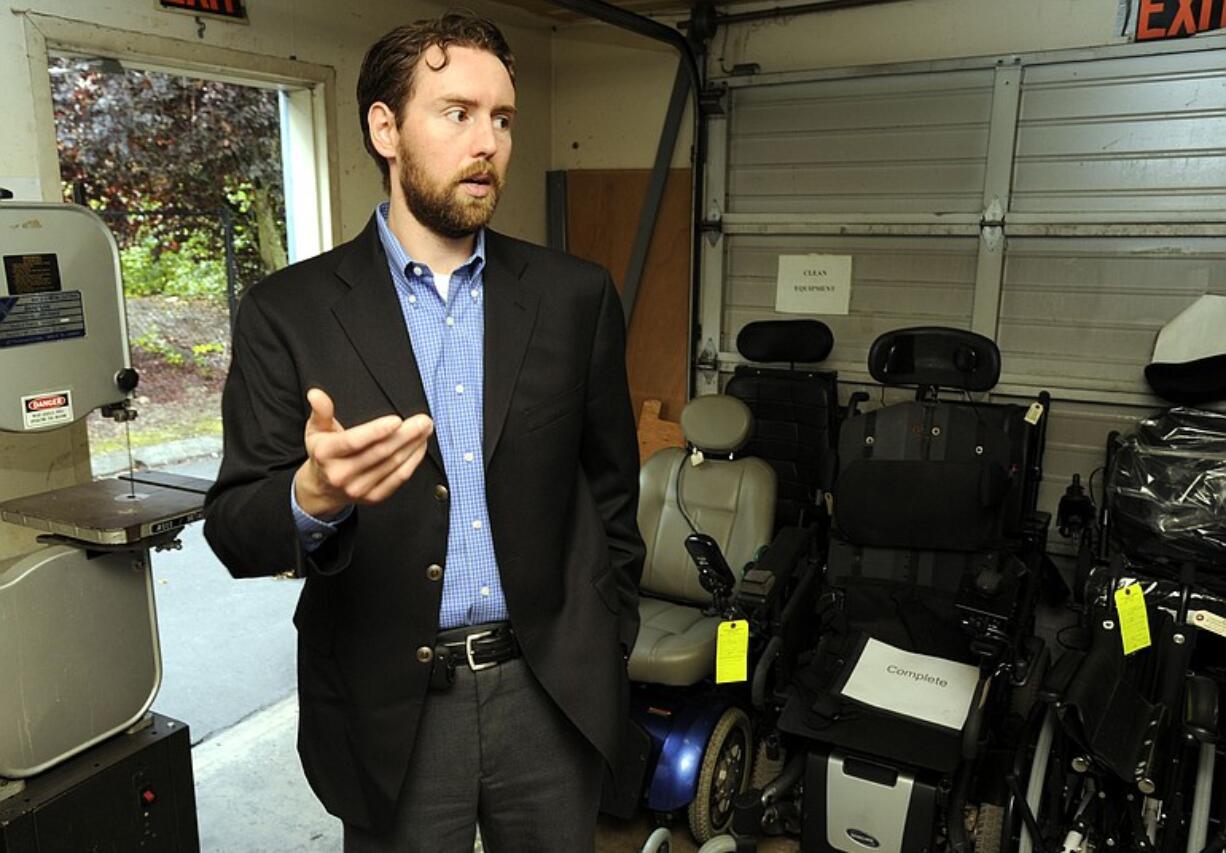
736,525,816,613
816,448,839,495
844,390,871,419
1038,647,1084,704
1185,674,1220,743
962,674,991,760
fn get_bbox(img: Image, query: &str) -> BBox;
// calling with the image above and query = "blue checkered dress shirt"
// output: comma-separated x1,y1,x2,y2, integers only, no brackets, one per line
291,204,507,628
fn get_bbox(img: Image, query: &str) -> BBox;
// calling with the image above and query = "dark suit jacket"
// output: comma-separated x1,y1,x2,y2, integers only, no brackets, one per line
203,214,644,831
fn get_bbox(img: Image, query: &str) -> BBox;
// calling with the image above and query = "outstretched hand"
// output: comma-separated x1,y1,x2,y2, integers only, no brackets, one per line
293,388,434,518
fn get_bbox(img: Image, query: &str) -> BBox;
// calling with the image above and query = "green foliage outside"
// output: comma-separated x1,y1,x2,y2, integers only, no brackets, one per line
119,229,228,300
51,56,286,462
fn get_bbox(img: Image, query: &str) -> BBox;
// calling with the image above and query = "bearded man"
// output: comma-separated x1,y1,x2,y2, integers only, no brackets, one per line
203,14,643,853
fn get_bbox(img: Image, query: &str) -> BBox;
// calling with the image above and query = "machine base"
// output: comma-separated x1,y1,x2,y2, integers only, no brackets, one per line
0,712,199,853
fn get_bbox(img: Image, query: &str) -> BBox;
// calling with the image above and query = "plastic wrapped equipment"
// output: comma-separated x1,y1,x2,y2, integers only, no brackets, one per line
1109,407,1226,572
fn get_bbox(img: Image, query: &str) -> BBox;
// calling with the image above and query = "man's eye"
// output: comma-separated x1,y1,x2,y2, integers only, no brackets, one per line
445,109,468,123
494,115,513,130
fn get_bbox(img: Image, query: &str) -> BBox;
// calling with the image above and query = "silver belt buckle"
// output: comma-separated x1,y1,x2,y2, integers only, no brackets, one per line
465,630,496,671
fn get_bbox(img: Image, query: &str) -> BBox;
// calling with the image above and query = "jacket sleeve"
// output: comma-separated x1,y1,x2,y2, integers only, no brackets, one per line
203,290,357,579
580,274,645,654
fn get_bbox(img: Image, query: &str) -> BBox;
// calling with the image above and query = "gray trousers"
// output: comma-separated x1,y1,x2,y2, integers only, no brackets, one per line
343,656,603,853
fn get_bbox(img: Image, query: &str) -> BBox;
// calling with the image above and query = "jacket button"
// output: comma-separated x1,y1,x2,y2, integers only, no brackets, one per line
434,484,449,502
426,563,443,581
416,646,433,663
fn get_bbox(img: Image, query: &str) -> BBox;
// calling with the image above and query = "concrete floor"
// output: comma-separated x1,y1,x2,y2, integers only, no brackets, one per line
191,692,798,853
145,454,798,852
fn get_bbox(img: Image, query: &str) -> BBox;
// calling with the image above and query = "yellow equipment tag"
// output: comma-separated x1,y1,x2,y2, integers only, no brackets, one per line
1024,402,1045,425
716,620,749,684
1115,583,1152,656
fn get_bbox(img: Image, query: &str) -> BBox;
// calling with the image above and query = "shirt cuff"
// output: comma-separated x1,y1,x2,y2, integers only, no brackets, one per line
291,482,353,552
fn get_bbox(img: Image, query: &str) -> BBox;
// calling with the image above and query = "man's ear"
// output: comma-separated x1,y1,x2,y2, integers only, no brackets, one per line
367,101,399,160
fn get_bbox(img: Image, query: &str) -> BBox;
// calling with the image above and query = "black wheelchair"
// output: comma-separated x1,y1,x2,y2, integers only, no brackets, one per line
1022,344,1226,853
712,326,1057,853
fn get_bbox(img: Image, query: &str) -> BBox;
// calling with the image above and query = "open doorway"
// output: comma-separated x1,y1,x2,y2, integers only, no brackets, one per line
43,52,340,847
49,54,289,476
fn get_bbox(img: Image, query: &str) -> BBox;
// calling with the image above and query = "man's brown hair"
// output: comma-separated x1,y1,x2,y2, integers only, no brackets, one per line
357,13,516,189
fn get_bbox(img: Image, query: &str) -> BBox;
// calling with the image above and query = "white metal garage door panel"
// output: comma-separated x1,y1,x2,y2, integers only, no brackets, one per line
998,236,1226,393
724,235,977,372
728,70,995,215
1014,52,1226,213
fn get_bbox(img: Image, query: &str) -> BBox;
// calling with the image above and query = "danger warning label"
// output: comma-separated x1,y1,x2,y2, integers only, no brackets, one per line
21,390,74,430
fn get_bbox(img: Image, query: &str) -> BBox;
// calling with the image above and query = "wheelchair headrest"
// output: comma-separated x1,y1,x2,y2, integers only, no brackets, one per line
1145,295,1226,406
1145,356,1226,407
736,319,834,364
868,327,1000,392
680,395,753,455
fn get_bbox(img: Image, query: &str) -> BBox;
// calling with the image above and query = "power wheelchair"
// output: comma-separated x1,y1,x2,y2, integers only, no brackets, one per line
606,392,822,846
1021,299,1226,853
713,326,1056,853
723,319,844,534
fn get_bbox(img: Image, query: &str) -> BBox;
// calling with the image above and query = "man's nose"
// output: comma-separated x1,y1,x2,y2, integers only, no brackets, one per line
469,116,498,159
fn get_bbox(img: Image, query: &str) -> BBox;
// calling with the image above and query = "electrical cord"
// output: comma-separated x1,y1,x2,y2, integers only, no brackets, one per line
675,449,700,534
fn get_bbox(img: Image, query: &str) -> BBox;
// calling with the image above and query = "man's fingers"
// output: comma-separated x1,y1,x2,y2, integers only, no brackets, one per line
311,413,408,460
305,388,343,432
361,442,431,505
310,415,433,494
343,431,431,504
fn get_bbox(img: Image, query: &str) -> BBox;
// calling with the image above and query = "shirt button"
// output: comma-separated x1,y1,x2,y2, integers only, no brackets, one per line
413,266,423,276
416,646,433,663
310,532,324,542
472,520,482,530
434,484,449,502
470,289,478,299
446,316,455,326
480,586,491,597
408,294,417,304
463,452,474,463
426,563,443,581
455,384,464,395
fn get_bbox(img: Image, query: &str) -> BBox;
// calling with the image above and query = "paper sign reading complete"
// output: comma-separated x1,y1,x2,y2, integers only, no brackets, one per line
1115,583,1152,655
838,637,980,730
716,620,749,684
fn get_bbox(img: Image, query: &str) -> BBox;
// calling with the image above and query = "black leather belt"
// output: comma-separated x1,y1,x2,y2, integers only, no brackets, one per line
429,622,520,691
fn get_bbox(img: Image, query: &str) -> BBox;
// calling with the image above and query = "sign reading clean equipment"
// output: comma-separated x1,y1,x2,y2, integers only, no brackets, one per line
776,255,852,316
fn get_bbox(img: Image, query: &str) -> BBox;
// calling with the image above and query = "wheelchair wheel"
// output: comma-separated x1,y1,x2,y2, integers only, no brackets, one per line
689,707,752,843
973,803,1004,853
639,826,672,853
750,735,785,790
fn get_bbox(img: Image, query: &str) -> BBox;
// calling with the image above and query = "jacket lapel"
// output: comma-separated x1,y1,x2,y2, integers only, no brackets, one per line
330,215,444,474
482,232,539,466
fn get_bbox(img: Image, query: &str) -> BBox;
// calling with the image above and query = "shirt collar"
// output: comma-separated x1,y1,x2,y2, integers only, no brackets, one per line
375,202,486,284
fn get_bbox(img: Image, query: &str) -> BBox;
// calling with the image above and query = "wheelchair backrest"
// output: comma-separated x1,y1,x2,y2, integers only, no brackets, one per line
637,395,777,604
725,319,839,529
834,327,1042,552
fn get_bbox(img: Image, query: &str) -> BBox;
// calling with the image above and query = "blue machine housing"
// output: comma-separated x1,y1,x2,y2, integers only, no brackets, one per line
632,688,735,813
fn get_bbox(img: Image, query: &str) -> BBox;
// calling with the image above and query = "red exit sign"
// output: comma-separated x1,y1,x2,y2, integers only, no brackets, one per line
1136,0,1225,39
158,0,247,21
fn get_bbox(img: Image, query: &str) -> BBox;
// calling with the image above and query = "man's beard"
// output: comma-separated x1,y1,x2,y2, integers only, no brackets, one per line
398,146,504,239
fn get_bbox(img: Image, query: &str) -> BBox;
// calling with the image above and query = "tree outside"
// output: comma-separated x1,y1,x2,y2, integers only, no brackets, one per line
50,56,288,470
